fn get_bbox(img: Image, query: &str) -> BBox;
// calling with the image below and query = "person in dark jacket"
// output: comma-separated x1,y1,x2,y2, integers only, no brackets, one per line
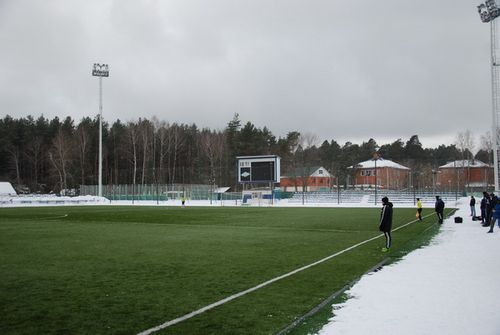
379,196,393,252
435,196,445,224
483,193,494,227
480,192,488,223
488,195,500,233
470,195,476,217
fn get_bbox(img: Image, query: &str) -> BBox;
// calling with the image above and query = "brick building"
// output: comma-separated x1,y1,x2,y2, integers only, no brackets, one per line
349,158,410,190
280,166,334,192
436,160,493,191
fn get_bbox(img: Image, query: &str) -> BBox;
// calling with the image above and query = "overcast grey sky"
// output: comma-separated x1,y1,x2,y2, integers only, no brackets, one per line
0,0,493,149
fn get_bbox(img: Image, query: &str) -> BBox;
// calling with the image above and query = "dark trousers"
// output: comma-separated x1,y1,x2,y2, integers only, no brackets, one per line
489,216,498,231
417,208,422,220
486,210,493,226
436,211,444,224
383,231,391,248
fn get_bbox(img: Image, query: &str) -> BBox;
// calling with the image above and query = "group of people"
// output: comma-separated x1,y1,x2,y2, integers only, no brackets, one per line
378,195,446,253
474,192,500,233
379,192,499,253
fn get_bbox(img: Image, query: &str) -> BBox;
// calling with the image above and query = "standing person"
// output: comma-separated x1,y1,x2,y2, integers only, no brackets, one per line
470,195,476,217
435,195,445,224
488,194,500,233
181,194,186,207
416,198,423,221
483,193,494,227
480,192,488,224
379,196,393,252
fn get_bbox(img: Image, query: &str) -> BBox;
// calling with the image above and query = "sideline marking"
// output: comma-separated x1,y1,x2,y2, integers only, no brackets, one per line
18,214,69,221
138,213,436,335
36,214,69,221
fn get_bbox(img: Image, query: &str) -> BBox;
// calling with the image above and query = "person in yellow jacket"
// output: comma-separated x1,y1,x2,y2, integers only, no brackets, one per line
416,198,423,221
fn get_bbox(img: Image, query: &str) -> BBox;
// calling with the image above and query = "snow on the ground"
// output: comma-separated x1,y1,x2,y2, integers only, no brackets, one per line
0,181,16,196
317,204,500,335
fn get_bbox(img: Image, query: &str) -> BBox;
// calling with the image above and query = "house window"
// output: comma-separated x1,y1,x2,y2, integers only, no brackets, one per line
361,170,373,176
319,169,323,175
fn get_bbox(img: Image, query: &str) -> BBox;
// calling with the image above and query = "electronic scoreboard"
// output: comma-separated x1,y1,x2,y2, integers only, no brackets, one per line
236,155,280,183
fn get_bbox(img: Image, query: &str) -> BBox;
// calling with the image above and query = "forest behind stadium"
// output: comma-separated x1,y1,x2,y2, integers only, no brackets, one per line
0,113,487,194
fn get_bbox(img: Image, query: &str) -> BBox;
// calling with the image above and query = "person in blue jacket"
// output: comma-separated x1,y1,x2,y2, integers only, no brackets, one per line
488,195,499,233
379,196,393,252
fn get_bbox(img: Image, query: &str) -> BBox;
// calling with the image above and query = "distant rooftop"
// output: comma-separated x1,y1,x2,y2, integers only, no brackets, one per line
439,160,490,168
349,158,410,170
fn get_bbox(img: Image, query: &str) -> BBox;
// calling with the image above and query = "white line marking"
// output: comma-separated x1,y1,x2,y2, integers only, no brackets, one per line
137,213,435,335
37,214,69,221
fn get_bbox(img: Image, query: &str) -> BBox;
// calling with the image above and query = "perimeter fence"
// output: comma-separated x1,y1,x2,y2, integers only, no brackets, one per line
287,190,461,205
80,184,463,206
80,184,242,202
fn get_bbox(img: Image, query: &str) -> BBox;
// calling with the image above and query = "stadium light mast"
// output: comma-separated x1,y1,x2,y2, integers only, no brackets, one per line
373,151,380,205
92,63,110,198
478,0,500,191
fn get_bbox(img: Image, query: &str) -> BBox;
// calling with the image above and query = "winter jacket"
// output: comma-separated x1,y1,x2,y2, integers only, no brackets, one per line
435,199,445,213
379,202,393,233
481,197,487,210
493,202,500,220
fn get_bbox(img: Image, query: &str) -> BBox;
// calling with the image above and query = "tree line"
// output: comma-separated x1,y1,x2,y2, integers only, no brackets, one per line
0,113,491,194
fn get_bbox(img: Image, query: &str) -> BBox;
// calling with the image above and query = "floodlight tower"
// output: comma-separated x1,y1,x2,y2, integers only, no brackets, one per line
92,63,110,198
373,151,380,205
478,1,500,191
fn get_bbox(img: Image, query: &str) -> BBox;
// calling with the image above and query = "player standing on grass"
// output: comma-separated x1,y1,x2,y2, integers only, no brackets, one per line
416,197,423,221
379,196,393,252
435,195,445,224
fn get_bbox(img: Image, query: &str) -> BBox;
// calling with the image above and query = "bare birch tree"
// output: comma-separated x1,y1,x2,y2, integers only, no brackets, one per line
126,122,139,196
296,132,319,193
48,127,72,192
138,118,153,186
455,130,475,160
6,145,22,187
456,129,476,192
156,121,171,185
166,124,185,187
199,129,226,185
480,131,493,155
75,124,90,186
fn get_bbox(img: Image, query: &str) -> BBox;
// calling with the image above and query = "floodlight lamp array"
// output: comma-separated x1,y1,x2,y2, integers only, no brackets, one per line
478,0,500,23
92,63,110,77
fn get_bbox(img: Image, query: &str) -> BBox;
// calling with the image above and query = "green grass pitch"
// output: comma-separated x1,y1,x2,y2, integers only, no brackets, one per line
0,206,449,334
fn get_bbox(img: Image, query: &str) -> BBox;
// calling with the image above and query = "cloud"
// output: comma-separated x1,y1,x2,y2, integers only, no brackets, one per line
0,0,493,148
